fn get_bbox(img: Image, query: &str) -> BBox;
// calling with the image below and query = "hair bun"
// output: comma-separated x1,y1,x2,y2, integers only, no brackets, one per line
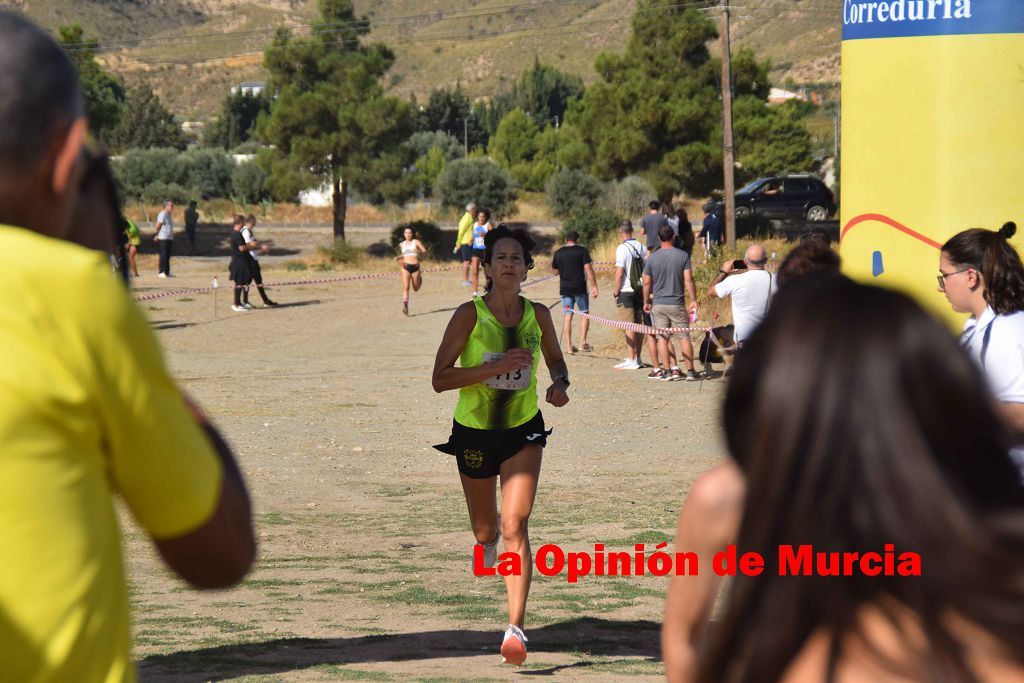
1000,221,1017,239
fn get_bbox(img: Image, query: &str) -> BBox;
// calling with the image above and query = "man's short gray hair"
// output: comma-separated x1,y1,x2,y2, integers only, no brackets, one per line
0,11,83,175
466,202,477,211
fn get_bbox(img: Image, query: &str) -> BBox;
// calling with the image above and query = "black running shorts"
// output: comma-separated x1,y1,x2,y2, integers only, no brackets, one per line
434,411,550,479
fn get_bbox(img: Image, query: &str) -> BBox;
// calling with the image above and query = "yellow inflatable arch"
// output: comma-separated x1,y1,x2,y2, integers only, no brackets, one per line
841,0,1024,323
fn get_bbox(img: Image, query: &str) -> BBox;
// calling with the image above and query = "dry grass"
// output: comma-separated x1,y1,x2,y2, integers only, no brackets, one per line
25,0,839,120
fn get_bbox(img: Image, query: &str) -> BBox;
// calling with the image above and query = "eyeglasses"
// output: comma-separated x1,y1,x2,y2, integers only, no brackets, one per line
937,268,971,291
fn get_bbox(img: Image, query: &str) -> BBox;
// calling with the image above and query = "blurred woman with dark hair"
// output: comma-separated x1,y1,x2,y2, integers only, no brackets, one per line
776,238,841,288
432,225,569,667
940,222,1024,475
663,276,1024,683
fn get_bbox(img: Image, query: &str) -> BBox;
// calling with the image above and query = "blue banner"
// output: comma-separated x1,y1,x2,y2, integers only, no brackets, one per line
842,0,1024,40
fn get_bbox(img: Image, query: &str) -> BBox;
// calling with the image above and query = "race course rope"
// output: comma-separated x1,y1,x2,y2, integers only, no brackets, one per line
133,265,462,302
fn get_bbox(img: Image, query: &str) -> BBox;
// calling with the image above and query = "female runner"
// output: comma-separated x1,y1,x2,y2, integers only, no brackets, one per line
432,225,569,666
396,226,426,315
469,208,493,297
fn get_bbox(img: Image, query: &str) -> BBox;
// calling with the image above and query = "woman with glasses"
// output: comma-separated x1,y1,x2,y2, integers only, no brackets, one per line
939,222,1024,475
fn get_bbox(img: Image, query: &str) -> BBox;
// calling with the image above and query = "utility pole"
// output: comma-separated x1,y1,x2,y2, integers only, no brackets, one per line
721,0,737,250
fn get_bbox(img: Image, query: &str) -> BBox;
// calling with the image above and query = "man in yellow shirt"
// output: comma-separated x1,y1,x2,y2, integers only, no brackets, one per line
454,201,476,286
0,12,255,682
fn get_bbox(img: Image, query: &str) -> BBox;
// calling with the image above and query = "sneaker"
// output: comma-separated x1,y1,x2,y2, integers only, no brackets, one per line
613,358,641,370
231,305,248,312
685,370,701,381
500,624,528,665
157,272,167,278
264,300,279,306
461,280,472,287
241,302,253,310
667,368,684,381
647,369,664,379
472,291,480,298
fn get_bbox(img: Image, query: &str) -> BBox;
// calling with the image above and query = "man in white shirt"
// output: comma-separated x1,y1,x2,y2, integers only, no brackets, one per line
709,244,777,346
611,220,650,370
154,200,174,277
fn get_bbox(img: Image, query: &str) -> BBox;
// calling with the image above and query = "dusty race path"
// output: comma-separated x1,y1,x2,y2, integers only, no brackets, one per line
125,241,729,682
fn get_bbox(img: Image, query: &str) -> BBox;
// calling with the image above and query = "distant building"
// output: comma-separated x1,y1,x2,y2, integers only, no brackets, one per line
231,82,266,97
767,87,810,104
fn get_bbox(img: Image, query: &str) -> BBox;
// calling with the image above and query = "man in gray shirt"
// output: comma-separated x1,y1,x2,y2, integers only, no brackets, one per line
154,200,174,277
642,224,699,381
640,200,669,251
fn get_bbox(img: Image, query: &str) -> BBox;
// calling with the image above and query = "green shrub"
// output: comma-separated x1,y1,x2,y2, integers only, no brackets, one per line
561,205,621,247
434,157,517,217
390,220,443,255
285,261,309,271
141,181,191,205
113,147,180,199
545,168,604,219
232,162,269,204
317,239,363,265
604,175,656,219
173,148,233,198
232,140,264,155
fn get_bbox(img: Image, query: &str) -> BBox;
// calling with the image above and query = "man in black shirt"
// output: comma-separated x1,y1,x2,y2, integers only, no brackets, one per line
551,230,599,354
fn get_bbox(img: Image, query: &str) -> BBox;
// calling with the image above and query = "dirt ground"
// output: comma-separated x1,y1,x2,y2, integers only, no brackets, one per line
125,227,732,682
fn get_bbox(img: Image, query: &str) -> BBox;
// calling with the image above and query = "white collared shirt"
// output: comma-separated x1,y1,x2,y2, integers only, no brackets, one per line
962,306,1024,475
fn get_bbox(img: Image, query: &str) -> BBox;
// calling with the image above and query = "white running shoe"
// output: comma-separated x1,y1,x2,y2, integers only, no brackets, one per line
231,305,248,312
613,358,642,370
501,624,528,665
157,272,167,278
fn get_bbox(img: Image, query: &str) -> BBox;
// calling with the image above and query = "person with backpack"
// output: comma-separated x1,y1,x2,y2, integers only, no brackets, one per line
611,220,652,370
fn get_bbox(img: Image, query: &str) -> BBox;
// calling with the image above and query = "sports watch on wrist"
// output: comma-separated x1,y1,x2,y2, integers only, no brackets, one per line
554,375,571,388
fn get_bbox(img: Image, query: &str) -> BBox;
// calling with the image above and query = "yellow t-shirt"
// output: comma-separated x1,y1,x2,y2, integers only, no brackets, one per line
0,225,223,682
456,211,475,246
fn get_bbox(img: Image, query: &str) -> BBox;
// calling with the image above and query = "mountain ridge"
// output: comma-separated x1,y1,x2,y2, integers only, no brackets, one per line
5,0,840,120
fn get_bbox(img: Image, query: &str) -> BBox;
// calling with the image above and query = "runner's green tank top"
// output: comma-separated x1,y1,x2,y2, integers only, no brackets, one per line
455,296,542,430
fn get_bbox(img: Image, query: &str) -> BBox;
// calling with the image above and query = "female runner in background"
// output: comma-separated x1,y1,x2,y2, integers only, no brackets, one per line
396,226,426,315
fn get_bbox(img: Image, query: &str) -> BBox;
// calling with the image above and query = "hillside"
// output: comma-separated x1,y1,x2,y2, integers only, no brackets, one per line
5,0,840,120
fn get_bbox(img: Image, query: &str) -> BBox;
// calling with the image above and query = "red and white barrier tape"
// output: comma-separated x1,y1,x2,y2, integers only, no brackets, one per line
568,308,713,336
133,265,461,302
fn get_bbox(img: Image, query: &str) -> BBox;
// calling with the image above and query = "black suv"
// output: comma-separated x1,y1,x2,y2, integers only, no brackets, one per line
734,175,835,222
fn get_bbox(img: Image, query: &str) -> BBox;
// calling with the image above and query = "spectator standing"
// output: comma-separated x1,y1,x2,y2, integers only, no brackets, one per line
611,220,653,370
708,244,777,347
229,215,254,312
676,209,695,257
241,214,277,307
551,230,598,354
454,201,476,286
642,225,700,381
641,200,669,252
0,12,255,680
699,202,723,260
184,199,199,255
154,199,174,277
939,223,1024,476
